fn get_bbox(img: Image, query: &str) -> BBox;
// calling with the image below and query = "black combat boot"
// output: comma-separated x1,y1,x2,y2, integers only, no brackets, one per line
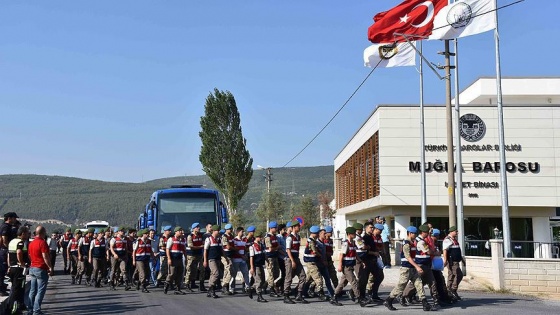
71,277,75,285
317,291,328,301
399,295,409,307
222,283,232,295
190,280,199,289
185,281,194,293
359,297,370,307
199,281,207,292
124,281,131,291
209,285,220,299
329,295,343,306
283,293,296,304
136,281,140,291
295,292,309,304
248,287,254,299
269,287,279,298
77,275,82,285
257,293,268,303
163,282,169,294
451,290,461,301
142,285,150,293
347,290,356,302
432,298,440,311
422,298,433,311
384,297,397,311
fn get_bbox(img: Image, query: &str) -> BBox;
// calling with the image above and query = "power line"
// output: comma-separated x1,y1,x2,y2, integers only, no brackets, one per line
282,58,385,168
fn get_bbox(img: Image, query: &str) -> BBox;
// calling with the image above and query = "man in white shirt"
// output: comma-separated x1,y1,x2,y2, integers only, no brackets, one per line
46,232,59,273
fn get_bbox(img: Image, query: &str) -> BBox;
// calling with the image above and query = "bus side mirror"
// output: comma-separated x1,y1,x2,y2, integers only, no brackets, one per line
221,206,228,223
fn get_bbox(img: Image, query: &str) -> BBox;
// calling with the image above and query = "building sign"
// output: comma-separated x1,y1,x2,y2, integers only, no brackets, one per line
408,161,540,173
424,144,522,152
460,113,486,142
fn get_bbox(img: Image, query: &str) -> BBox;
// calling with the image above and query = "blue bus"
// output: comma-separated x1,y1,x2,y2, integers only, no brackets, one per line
138,185,228,233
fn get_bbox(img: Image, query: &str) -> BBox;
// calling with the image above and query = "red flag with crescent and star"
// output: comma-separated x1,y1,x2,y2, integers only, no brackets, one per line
368,0,448,43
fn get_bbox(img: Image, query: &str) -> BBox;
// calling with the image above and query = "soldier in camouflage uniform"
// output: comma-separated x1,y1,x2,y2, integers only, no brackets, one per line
384,226,432,311
303,226,327,301
264,221,281,297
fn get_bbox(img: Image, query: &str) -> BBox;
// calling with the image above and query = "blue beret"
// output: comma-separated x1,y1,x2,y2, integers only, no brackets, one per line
374,224,384,231
286,221,292,228
247,225,256,232
163,225,172,231
225,223,232,230
191,222,200,229
309,225,320,233
219,229,225,234
325,226,333,233
432,229,441,236
407,226,418,234
268,221,278,229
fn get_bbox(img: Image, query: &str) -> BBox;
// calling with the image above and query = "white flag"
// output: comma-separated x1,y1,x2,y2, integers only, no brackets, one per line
363,41,416,68
429,0,496,40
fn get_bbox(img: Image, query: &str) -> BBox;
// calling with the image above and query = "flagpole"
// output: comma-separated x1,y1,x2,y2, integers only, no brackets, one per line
453,38,466,261
419,40,427,224
494,0,511,257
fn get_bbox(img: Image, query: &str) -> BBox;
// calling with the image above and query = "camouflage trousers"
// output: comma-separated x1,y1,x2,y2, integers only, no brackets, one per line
185,255,204,283
388,267,425,300
305,262,323,293
334,265,359,297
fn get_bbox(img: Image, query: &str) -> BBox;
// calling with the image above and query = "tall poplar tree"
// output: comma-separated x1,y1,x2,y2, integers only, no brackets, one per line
199,89,253,225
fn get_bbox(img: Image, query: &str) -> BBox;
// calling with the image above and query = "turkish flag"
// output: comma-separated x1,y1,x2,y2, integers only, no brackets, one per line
368,0,448,43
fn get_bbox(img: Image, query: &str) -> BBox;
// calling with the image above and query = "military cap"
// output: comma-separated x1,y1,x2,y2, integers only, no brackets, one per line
325,226,333,233
309,226,320,233
449,226,457,232
374,223,384,231
268,221,278,229
290,220,300,227
65,228,72,232
225,223,233,230
247,225,256,232
75,229,83,234
286,221,292,228
346,227,356,234
191,222,200,229
211,225,220,231
352,222,364,230
432,229,441,236
163,225,172,231
419,225,430,233
87,228,95,234
254,230,264,237
174,226,183,232
140,229,149,235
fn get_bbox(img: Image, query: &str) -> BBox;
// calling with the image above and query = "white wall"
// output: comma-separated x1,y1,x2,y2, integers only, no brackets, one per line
377,105,560,209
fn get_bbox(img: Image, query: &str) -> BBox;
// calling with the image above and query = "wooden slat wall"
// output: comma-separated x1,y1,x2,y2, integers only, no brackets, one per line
335,132,380,209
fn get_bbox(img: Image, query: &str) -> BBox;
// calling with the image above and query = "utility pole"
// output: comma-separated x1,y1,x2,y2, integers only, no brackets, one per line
439,40,457,228
264,168,272,193
258,165,273,227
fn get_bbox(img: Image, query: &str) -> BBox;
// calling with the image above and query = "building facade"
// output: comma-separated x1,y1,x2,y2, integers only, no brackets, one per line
333,77,560,253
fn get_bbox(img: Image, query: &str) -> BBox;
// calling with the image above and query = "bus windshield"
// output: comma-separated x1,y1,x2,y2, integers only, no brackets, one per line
157,192,217,233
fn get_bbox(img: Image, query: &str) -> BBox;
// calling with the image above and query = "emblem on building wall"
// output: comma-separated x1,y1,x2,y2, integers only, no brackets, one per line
460,113,486,142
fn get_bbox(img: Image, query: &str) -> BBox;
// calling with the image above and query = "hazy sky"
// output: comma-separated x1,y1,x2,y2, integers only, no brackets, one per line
0,0,554,183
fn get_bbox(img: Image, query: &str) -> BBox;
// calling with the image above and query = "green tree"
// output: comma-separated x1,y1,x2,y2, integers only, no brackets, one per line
255,190,287,226
317,190,335,225
199,89,253,221
298,196,320,228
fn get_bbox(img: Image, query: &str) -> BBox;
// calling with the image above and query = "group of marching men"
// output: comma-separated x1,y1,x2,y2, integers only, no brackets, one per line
56,219,465,310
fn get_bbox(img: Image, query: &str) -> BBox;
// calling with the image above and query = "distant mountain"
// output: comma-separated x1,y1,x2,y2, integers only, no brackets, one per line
0,166,333,228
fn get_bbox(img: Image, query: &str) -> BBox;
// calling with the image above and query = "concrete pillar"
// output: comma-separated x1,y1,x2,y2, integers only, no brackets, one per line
489,239,505,290
393,215,410,265
532,216,551,258
394,215,410,241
